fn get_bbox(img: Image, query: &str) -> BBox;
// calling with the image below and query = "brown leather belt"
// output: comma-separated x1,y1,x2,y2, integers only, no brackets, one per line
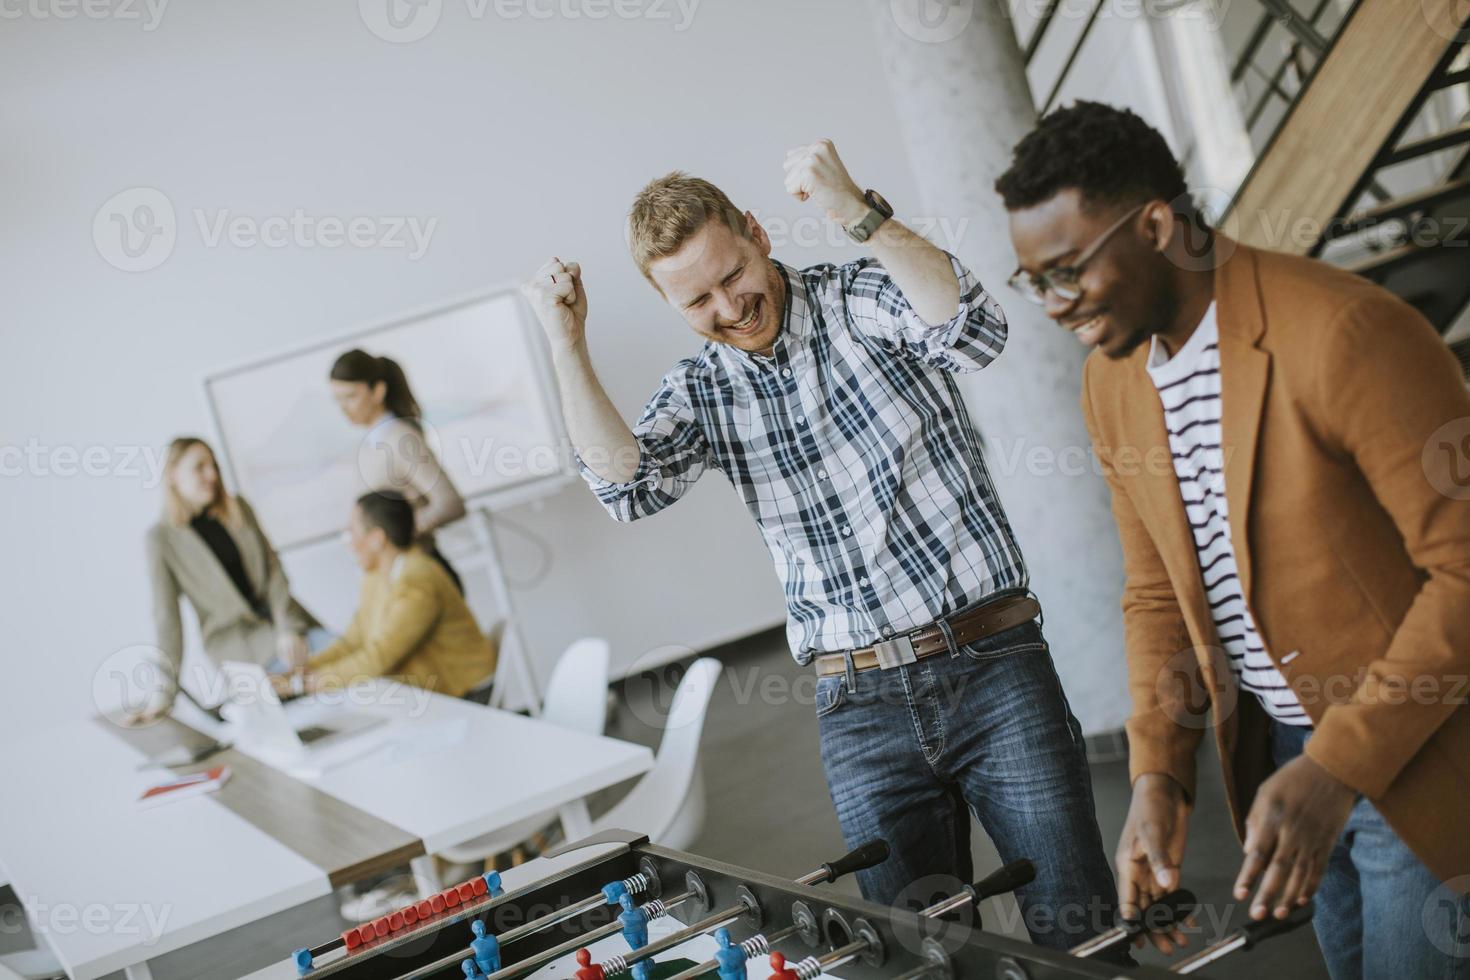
813,592,1041,677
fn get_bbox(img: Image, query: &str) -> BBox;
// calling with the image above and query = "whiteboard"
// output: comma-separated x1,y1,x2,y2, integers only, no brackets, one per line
204,287,566,551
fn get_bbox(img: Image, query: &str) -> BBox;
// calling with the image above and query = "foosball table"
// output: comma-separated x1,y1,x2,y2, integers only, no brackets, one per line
244,830,1311,980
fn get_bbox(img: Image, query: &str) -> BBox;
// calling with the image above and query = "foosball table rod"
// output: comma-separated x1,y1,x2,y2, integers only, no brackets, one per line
1067,889,1197,959
421,840,890,980
1169,903,1314,974
659,858,1036,980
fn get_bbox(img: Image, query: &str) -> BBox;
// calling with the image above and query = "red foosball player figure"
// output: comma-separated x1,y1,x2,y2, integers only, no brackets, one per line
767,951,799,980
574,948,606,980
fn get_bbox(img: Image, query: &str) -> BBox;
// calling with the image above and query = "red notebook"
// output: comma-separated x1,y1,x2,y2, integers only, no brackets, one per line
138,766,232,808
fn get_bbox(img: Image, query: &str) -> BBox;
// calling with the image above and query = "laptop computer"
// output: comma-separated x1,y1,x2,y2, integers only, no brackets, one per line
220,661,388,772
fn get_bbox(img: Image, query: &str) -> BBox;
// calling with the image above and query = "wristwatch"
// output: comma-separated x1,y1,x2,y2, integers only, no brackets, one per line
845,189,894,244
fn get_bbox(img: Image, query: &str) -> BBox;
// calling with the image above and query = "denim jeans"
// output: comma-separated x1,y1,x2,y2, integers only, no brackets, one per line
815,617,1123,957
1270,721,1470,979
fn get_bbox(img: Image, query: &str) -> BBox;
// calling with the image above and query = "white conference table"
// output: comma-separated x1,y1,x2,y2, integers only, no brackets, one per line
0,682,652,980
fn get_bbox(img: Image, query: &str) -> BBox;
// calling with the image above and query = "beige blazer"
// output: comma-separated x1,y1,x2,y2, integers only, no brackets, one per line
146,497,318,701
1081,240,1470,886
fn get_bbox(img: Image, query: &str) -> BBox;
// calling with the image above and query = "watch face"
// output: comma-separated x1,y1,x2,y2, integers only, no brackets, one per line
865,190,894,219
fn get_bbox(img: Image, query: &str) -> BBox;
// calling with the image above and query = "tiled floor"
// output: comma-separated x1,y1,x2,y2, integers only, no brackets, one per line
0,629,1328,979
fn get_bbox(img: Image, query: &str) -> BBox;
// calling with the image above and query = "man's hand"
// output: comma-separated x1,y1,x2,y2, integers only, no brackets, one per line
1234,754,1355,921
783,140,868,229
521,257,588,353
1116,773,1192,953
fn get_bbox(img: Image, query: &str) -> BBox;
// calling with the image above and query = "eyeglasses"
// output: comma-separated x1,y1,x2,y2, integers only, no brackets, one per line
1007,203,1147,306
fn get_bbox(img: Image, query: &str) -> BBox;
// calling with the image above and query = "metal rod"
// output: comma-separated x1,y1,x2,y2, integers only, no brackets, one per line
1068,923,1130,959
917,888,975,919
1040,0,1105,115
1022,0,1061,66
821,938,869,968
398,890,694,980
1171,933,1247,974
1252,0,1328,53
663,923,805,980
600,905,748,975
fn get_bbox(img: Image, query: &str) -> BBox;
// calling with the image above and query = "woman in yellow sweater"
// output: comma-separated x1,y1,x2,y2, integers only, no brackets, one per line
286,492,495,696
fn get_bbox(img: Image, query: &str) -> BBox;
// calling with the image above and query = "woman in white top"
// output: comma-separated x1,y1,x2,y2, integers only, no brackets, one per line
330,349,467,592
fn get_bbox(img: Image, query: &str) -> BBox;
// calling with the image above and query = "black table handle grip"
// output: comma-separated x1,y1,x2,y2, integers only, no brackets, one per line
970,859,1036,900
1240,902,1314,948
820,839,890,883
1122,889,1198,936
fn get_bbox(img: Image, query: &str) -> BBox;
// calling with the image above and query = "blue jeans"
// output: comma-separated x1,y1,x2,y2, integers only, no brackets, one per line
815,617,1122,957
1270,721,1470,979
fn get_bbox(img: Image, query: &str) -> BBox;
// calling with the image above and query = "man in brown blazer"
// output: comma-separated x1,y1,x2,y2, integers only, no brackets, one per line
996,102,1470,978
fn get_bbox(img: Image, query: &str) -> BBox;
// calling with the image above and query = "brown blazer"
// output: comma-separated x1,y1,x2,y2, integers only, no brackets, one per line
1081,240,1470,886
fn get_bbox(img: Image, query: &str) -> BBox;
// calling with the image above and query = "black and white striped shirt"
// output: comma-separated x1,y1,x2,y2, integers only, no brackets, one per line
1147,305,1310,726
579,256,1028,661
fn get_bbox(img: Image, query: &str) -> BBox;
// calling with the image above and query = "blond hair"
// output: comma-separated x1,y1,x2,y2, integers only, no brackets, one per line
163,437,240,528
627,171,748,286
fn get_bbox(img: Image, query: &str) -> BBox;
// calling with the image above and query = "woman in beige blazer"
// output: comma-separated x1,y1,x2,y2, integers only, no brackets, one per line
330,349,468,592
137,436,318,723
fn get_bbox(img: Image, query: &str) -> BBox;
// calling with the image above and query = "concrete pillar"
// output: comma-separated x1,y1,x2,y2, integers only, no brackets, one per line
872,0,1129,734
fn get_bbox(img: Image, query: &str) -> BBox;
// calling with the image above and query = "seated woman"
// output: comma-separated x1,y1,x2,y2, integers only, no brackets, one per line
289,491,495,696
140,436,319,724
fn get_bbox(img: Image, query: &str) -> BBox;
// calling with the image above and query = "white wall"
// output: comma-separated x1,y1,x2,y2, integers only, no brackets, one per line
1,0,1157,735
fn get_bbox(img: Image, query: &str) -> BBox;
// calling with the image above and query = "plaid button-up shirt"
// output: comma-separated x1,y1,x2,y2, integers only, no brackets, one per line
580,255,1028,661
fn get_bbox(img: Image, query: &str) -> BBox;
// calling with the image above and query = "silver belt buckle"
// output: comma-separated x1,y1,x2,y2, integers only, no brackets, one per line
872,633,917,669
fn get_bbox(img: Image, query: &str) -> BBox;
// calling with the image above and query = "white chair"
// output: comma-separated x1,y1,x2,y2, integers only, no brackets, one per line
463,619,509,705
0,948,64,980
591,657,721,850
439,638,612,865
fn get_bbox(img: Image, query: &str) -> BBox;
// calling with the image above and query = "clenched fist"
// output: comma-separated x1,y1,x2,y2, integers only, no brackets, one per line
521,257,588,352
783,140,868,228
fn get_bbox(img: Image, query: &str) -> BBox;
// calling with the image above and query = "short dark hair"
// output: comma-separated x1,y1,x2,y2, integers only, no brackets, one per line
995,101,1190,216
356,491,416,549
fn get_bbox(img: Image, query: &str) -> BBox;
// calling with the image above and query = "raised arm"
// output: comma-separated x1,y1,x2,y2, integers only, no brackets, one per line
784,140,1007,371
521,258,640,484
521,258,713,521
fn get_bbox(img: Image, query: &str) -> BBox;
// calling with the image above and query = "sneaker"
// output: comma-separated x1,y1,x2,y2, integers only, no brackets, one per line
340,884,419,922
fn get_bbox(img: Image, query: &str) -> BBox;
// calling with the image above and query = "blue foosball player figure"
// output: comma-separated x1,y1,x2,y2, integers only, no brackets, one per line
617,894,649,948
470,920,501,974
713,927,747,980
461,957,481,977
616,894,654,980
